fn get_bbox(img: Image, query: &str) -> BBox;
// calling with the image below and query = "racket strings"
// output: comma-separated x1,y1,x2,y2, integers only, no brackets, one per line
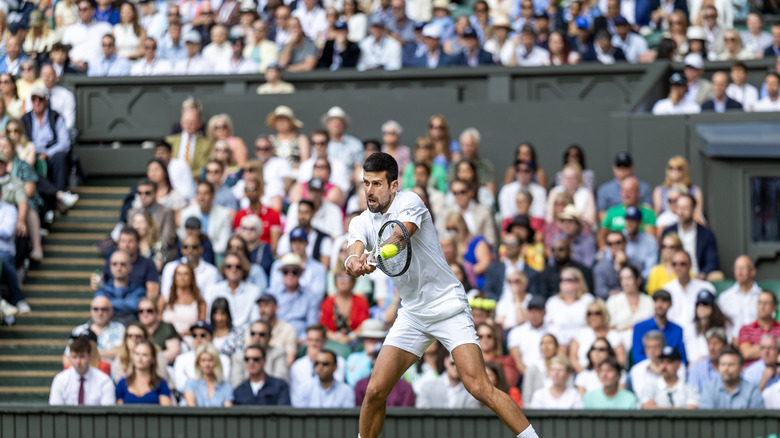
377,246,409,275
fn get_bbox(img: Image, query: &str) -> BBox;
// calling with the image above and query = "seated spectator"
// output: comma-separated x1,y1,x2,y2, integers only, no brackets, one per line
684,290,731,363
664,250,716,332
124,178,177,252
726,62,758,111
153,141,195,202
256,294,299,366
551,205,596,269
596,152,652,221
129,211,170,272
63,330,111,376
741,14,771,58
571,300,625,374
95,228,160,299
583,357,636,409
317,21,360,70
575,337,625,394
285,177,343,240
298,130,351,196
355,344,417,407
630,330,685,398
233,344,291,405
443,211,492,291
115,339,172,405
607,266,654,350
700,347,764,409
203,160,238,212
739,290,780,365
268,253,321,340
403,341,445,395
165,106,212,182
230,320,290,386
543,191,576,248
173,31,213,74
702,71,743,112
321,265,370,346
611,17,649,63
278,17,318,72
593,230,642,299
184,343,234,407
483,16,515,66
276,204,330,268
50,338,116,406
416,354,481,408
662,193,720,279
544,267,595,349
64,296,125,365
172,321,231,392
272,227,327,295
294,349,354,408
290,324,346,405
645,232,681,294
160,233,220,302
754,72,780,112
256,62,296,94
16,60,44,104
410,23,458,69
521,333,572,402
743,334,780,391
640,346,699,409
652,73,701,115
763,349,780,408
507,295,549,378
210,297,246,359
96,250,146,323
401,139,447,194
714,29,752,61
499,159,547,223
111,324,166,381
504,214,545,271
227,235,269,289
539,237,594,299
266,105,310,170
491,265,535,332
233,175,282,253
137,298,182,366
204,252,262,328
632,290,687,365
157,21,187,64
478,322,519,387
688,327,728,393
546,163,596,229
718,255,760,340
179,181,232,258
513,25,550,66
345,319,387,386
456,27,494,66
441,178,496,247
289,157,345,208
160,262,207,342
244,20,279,72
87,34,131,77
425,114,460,168
130,37,173,76
599,177,657,249
202,25,232,67
529,355,583,409
587,30,625,64
449,157,495,211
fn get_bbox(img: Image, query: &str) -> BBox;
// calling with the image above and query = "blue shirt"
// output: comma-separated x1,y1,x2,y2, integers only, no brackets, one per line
29,109,71,157
297,379,355,408
87,54,131,77
102,250,160,287
596,177,652,213
345,351,373,387
269,287,321,340
183,378,234,407
94,6,120,24
0,201,17,255
632,317,687,365
688,357,720,393
95,281,146,315
742,360,780,389
624,231,658,279
699,378,765,409
583,388,637,409
115,378,170,404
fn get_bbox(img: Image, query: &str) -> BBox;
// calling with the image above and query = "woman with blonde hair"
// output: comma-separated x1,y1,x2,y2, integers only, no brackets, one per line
24,11,57,56
54,0,79,29
652,155,704,219
6,118,34,166
528,355,583,409
266,106,309,169
545,162,596,228
426,114,460,167
115,340,172,405
568,299,625,373
544,267,594,351
646,232,685,294
206,114,248,167
130,211,169,272
716,29,754,60
184,343,234,407
16,59,44,103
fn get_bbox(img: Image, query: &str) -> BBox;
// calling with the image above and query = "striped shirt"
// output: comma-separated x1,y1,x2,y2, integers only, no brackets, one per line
738,320,780,366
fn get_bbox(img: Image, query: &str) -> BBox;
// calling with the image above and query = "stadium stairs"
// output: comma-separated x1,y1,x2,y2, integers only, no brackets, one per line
0,179,132,404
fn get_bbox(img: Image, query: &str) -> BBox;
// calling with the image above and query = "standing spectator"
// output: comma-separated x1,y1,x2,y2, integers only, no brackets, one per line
0,169,26,314
87,34,131,76
632,290,687,365
738,290,780,365
204,252,262,328
50,338,116,406
179,181,232,257
742,334,780,391
295,349,355,408
718,255,760,340
593,230,642,299
687,327,727,393
416,354,481,408
583,357,636,409
278,17,318,72
184,343,235,407
753,72,780,112
538,237,594,299
700,348,764,409
61,0,114,71
639,346,699,409
233,344,291,405
663,250,716,333
357,16,402,71
529,355,583,409
726,62,758,111
596,152,652,222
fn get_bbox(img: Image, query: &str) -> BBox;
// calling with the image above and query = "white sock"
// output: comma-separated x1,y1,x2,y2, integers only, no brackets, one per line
517,425,539,438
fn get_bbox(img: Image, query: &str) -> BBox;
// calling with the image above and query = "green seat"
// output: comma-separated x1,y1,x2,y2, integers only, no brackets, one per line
35,158,47,179
712,279,736,296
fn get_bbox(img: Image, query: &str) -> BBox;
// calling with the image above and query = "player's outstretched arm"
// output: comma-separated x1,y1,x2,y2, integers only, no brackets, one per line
345,241,375,277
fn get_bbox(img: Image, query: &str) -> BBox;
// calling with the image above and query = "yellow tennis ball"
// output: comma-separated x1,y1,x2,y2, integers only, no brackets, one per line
380,244,398,259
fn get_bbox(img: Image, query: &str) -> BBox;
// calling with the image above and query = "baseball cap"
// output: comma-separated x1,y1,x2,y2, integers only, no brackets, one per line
614,152,633,167
534,11,549,19
184,216,202,229
30,86,49,100
684,53,704,70
653,289,672,302
266,61,283,71
558,204,582,223
463,27,478,38
422,24,442,39
308,177,324,191
613,15,629,26
289,227,309,242
183,30,202,44
71,328,98,343
625,205,642,221
669,72,687,86
696,290,716,305
369,15,385,27
528,294,547,310
256,293,277,304
520,24,536,35
334,20,348,30
659,346,682,361
190,320,214,335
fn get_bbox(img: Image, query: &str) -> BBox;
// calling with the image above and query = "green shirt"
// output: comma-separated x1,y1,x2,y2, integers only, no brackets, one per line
601,204,656,231
0,175,26,207
584,388,637,409
401,162,448,193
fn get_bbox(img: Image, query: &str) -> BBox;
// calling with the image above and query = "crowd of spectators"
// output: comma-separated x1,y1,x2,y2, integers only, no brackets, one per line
27,94,777,410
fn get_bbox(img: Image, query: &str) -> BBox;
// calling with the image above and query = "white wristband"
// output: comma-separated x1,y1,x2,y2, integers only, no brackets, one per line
344,254,359,269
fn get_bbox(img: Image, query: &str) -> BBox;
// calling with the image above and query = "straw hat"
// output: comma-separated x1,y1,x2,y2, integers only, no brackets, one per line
558,204,583,225
320,106,351,127
266,105,303,130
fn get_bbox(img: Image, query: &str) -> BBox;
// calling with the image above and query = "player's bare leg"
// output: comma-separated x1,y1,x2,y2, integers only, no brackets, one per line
451,343,532,434
359,344,420,438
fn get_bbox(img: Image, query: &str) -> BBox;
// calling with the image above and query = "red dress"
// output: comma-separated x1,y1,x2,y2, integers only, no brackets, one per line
320,295,370,334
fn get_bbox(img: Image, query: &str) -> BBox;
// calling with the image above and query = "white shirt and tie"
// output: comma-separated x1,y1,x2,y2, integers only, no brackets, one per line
49,366,116,406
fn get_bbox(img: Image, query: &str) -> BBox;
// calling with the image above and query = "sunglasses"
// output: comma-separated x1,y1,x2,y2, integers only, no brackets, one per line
560,277,578,283
453,190,468,196
138,308,156,314
313,361,332,367
606,240,624,246
250,331,269,337
587,311,602,316
282,269,302,276
671,262,689,267
192,332,210,339
206,168,222,174
244,356,262,362
182,244,200,250
591,347,608,352
138,190,153,196
92,307,111,312
224,264,241,270
126,333,144,339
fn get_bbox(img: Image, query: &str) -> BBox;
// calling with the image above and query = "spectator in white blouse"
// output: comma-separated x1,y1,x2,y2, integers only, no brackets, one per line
529,355,583,409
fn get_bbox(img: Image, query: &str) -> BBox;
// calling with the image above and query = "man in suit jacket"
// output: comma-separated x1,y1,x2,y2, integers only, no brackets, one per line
412,24,462,68
763,23,780,57
701,71,743,112
440,179,497,247
316,21,360,70
233,345,291,405
661,193,720,280
454,27,494,67
484,233,539,301
416,355,480,408
179,181,233,256
126,178,177,250
165,107,212,178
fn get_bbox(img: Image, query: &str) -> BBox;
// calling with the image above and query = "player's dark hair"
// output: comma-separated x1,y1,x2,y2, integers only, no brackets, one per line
363,152,398,184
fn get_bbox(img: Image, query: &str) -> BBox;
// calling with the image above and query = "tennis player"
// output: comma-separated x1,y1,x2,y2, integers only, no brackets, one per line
346,153,539,438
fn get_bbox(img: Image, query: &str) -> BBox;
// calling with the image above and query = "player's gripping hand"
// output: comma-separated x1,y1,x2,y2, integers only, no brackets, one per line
346,252,376,277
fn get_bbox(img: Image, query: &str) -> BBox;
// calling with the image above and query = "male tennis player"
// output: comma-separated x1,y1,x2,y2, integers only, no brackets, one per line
346,153,539,438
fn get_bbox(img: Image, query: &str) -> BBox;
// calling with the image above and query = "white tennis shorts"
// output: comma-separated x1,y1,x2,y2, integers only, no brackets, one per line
383,297,479,357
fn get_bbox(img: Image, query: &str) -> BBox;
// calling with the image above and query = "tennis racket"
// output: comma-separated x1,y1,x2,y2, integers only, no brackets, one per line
365,219,412,277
